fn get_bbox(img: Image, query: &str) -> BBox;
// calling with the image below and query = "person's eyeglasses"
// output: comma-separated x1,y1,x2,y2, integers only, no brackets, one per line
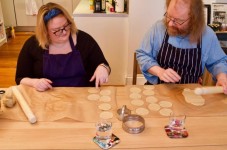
52,23,71,36
164,12,190,26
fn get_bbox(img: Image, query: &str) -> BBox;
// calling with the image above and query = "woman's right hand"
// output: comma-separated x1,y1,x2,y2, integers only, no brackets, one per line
32,78,53,92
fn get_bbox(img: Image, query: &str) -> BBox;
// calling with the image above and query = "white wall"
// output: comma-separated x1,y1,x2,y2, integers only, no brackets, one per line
203,0,227,4
73,0,81,9
74,16,128,85
203,0,215,4
126,0,165,84
14,0,43,26
0,0,7,46
0,0,16,27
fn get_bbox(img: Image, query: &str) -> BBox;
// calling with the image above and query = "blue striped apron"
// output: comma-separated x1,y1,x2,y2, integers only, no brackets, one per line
157,31,202,84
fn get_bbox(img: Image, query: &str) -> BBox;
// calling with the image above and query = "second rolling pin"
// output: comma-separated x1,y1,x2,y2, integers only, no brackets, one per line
194,86,223,95
12,86,37,124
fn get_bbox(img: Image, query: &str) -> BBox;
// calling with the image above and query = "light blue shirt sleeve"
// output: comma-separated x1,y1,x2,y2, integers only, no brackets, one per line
136,20,227,84
136,21,166,84
201,27,227,78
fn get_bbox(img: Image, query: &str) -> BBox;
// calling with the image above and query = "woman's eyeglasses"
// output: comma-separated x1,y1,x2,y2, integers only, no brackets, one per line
52,23,71,36
164,12,190,26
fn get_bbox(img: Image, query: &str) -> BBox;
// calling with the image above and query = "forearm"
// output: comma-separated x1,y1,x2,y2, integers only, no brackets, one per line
147,65,165,77
20,77,53,92
20,77,37,87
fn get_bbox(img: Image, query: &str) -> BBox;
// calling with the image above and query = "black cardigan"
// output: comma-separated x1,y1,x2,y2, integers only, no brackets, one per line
15,30,110,87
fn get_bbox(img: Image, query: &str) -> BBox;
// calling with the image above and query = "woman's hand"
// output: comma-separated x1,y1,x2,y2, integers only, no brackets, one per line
90,64,109,88
216,73,227,94
20,78,53,92
31,78,53,92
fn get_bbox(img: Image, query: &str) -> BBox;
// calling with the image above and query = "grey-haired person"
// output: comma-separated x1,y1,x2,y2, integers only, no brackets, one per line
136,0,227,94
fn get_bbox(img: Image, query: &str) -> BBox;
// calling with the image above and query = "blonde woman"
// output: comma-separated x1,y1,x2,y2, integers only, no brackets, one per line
16,2,110,91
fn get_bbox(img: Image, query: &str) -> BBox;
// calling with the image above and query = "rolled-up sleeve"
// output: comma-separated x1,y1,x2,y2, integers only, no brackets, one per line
136,21,165,84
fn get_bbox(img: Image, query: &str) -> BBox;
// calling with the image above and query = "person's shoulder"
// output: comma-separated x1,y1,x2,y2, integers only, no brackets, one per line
203,26,216,36
146,20,166,38
24,35,38,44
22,35,42,53
77,30,96,44
201,26,220,43
155,20,165,26
147,20,166,33
77,30,92,39
152,20,165,29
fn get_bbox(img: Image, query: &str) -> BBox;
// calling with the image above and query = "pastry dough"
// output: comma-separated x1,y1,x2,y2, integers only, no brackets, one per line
131,99,144,106
99,95,111,102
129,93,142,99
143,90,155,96
159,108,172,116
135,107,149,116
87,94,100,101
99,111,113,119
100,89,111,96
146,96,158,103
182,88,205,106
98,103,112,111
148,103,161,111
159,101,172,108
130,87,142,93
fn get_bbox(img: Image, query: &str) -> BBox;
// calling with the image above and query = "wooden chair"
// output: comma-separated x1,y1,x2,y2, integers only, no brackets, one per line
202,69,215,86
132,52,142,85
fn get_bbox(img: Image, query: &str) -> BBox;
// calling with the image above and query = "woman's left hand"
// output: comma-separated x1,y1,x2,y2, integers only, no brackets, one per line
216,73,227,94
90,65,109,88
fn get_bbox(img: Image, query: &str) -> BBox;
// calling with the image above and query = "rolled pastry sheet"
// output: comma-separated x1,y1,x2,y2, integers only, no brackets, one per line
12,86,37,124
194,86,223,95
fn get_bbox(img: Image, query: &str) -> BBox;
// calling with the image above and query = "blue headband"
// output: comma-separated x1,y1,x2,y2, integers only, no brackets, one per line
44,8,62,23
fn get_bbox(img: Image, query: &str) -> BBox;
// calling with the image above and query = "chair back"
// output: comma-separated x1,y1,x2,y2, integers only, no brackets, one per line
132,52,142,85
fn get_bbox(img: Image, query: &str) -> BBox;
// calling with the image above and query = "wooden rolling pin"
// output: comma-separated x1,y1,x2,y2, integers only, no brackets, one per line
12,86,37,124
194,86,223,95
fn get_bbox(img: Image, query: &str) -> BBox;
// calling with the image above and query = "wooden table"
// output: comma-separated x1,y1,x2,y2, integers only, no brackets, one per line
1,84,227,150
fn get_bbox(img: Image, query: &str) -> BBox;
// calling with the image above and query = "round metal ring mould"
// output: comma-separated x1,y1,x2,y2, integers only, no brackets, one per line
122,114,145,134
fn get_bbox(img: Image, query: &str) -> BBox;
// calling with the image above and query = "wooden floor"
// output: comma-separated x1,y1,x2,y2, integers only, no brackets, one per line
0,32,34,87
